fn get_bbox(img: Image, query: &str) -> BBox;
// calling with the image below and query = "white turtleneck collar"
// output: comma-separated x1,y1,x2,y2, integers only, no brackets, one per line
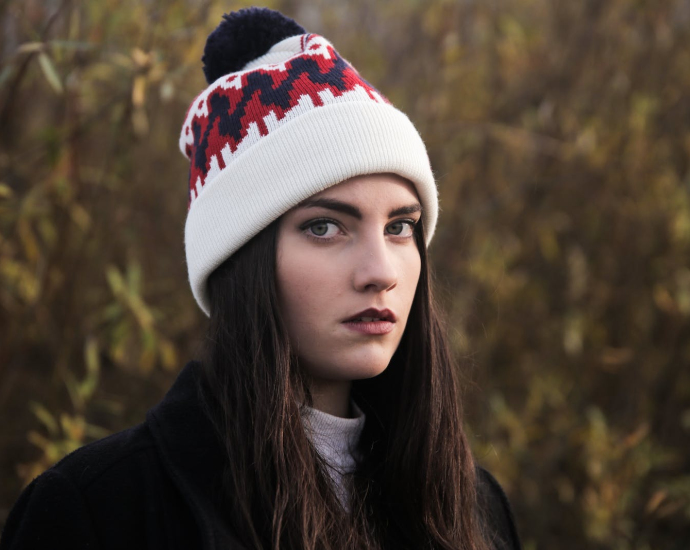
302,402,366,511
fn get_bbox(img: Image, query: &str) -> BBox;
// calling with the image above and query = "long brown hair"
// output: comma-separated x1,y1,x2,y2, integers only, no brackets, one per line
198,215,489,550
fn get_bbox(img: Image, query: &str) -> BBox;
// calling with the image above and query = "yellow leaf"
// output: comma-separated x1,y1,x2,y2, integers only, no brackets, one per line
17,42,45,54
70,203,92,232
37,52,63,94
17,218,40,263
62,370,84,411
131,48,150,68
60,414,85,443
106,265,126,296
38,217,57,248
0,258,39,303
645,490,667,515
29,401,59,436
81,337,100,401
653,285,676,314
111,341,127,366
85,337,100,375
27,430,51,451
132,75,146,107
126,261,142,295
158,337,178,371
109,52,134,70
0,182,14,198
130,295,155,329
139,345,157,374
622,423,649,449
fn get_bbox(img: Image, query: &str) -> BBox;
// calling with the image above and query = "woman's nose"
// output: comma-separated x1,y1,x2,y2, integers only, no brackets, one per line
352,235,398,293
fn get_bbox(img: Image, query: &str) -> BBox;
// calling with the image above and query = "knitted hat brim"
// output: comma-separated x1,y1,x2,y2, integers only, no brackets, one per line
184,100,438,318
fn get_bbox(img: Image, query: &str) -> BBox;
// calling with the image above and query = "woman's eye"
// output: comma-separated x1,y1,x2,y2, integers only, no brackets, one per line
387,221,415,237
306,221,339,238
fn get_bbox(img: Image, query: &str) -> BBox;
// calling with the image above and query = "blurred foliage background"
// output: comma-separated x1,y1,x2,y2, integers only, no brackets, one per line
1,0,689,548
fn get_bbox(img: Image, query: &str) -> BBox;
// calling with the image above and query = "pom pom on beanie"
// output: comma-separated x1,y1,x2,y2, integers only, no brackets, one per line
202,7,306,83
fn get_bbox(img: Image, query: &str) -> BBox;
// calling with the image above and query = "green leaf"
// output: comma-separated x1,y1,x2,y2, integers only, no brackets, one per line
28,401,59,436
62,370,84,411
100,302,124,323
126,261,142,295
80,337,100,401
105,265,126,296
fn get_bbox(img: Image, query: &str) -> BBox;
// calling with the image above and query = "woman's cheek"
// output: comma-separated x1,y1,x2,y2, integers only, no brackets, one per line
278,244,342,326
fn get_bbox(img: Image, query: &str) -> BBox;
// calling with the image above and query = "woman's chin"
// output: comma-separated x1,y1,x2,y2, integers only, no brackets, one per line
333,360,391,381
348,363,390,381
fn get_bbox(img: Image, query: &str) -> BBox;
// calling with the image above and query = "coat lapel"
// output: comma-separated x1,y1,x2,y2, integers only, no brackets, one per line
146,360,248,550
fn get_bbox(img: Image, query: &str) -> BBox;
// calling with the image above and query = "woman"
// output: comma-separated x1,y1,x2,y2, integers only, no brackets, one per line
0,7,521,550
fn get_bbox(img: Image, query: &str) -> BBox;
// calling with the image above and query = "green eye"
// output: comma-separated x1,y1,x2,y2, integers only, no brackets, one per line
310,222,329,236
388,222,404,235
305,220,339,239
387,221,415,237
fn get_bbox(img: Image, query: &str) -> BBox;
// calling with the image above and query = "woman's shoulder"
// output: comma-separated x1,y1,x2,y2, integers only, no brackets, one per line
1,362,221,549
475,465,522,550
0,421,165,549
35,420,156,493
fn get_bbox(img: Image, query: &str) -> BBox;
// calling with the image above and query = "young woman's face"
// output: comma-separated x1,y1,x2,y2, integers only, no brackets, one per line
276,173,422,391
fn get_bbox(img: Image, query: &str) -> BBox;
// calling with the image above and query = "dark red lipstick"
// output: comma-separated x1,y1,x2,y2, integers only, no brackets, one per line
342,308,396,335
343,308,396,322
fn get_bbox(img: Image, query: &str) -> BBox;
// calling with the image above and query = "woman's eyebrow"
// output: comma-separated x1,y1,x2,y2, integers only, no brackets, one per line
298,198,422,219
299,198,362,219
389,204,422,217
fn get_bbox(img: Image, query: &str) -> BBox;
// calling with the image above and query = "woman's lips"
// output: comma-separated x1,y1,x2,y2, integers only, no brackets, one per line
343,307,396,323
342,319,395,335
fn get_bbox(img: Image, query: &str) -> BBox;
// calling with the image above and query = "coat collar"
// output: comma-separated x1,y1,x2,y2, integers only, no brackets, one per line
143,362,519,549
146,360,247,550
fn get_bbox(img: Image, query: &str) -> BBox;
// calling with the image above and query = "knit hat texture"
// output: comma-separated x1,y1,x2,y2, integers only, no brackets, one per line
180,7,438,317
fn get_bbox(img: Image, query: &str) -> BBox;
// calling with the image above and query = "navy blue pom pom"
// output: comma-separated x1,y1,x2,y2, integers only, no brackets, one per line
202,7,306,84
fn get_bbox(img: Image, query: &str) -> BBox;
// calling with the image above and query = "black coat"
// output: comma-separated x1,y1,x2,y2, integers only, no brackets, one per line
1,361,521,549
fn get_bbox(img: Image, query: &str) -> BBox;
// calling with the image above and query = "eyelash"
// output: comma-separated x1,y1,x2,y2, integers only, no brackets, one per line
300,217,419,243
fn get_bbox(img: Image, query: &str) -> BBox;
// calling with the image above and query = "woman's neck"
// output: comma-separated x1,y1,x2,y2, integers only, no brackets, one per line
309,379,353,418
